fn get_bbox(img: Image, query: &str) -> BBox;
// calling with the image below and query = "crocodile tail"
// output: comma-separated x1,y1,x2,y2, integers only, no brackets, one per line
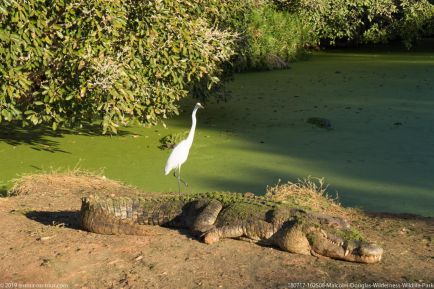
80,197,153,236
81,208,153,235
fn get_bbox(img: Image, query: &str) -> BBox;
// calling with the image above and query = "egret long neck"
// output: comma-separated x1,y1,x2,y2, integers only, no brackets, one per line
186,107,198,144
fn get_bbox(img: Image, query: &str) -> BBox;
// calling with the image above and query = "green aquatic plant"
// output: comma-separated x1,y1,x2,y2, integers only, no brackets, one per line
159,131,189,150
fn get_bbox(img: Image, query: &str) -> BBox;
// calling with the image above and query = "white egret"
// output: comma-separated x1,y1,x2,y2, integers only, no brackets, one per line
165,102,204,192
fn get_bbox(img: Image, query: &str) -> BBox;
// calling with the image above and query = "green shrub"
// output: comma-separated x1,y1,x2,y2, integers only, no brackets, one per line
393,0,434,48
275,0,434,47
242,5,309,70
0,0,237,133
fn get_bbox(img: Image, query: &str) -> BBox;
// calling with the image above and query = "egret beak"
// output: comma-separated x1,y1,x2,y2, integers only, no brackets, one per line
197,103,204,109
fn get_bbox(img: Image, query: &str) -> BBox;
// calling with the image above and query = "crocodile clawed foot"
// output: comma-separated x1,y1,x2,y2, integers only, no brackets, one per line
202,229,220,245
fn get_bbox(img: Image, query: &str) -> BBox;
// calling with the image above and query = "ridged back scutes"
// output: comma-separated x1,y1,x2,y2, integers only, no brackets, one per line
82,192,284,213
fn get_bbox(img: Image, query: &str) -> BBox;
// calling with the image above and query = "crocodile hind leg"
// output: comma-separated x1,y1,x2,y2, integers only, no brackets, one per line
191,199,223,234
203,220,275,245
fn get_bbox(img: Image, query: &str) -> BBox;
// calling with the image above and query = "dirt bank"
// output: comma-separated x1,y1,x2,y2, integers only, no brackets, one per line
0,174,432,288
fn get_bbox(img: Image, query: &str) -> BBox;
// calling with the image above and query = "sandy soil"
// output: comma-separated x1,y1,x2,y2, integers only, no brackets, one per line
0,174,433,289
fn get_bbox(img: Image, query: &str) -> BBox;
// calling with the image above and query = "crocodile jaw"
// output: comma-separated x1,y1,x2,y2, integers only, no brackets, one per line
308,231,383,264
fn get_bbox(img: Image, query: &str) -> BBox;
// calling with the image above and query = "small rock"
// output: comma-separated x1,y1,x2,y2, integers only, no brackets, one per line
40,258,50,267
399,228,408,235
134,255,143,261
37,236,54,241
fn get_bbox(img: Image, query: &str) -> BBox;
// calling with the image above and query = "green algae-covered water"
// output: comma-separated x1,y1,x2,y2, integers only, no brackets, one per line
1,51,433,216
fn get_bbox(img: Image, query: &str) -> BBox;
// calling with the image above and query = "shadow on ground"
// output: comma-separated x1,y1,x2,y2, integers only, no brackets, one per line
24,209,202,241
25,210,81,230
366,211,434,224
0,123,134,153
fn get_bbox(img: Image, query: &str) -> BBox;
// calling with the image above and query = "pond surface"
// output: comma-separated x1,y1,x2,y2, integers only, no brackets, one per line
1,50,433,216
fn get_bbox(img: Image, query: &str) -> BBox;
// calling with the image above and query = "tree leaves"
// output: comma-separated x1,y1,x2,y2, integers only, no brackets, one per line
0,0,239,134
277,0,434,46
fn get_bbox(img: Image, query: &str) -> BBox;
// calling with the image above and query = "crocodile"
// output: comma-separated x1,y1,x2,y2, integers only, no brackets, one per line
80,192,383,263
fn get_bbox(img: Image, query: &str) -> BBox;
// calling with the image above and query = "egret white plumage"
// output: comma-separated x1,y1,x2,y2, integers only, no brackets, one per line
165,102,204,192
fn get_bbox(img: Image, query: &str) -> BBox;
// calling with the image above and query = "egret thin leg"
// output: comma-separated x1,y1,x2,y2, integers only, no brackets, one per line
178,166,188,188
173,166,188,193
173,168,181,193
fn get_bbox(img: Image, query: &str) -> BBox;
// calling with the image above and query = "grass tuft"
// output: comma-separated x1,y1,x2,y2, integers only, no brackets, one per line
10,168,135,197
265,177,358,218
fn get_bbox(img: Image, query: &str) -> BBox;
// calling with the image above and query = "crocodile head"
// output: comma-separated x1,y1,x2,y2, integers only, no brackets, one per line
276,212,383,264
306,228,383,264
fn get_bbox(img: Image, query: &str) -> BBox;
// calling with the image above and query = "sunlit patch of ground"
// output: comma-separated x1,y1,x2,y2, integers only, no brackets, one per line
0,173,432,287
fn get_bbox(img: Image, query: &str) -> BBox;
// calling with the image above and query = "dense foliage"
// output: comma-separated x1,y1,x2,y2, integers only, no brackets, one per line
275,0,434,47
0,0,238,133
1,0,433,133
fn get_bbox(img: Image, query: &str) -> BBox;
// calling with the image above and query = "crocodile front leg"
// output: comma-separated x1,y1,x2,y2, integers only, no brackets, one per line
271,222,312,255
202,219,275,244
